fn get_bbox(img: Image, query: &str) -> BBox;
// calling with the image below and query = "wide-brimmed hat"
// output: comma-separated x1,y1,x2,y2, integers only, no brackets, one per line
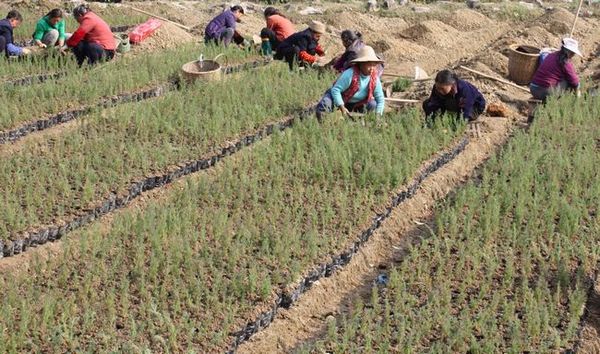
562,37,582,57
308,20,326,34
350,46,384,63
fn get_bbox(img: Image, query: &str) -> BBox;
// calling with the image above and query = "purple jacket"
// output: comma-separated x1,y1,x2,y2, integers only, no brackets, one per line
531,51,579,88
333,39,364,72
205,10,236,38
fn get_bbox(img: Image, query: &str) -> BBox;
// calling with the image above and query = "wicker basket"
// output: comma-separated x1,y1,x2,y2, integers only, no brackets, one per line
508,44,541,85
181,60,222,83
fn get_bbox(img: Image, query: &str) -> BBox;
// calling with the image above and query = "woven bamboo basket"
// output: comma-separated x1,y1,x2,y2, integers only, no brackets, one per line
181,54,227,84
508,44,541,85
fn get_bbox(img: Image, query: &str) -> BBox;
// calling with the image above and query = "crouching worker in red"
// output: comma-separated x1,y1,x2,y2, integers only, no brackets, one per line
66,5,115,66
275,20,326,70
423,70,486,122
315,46,385,121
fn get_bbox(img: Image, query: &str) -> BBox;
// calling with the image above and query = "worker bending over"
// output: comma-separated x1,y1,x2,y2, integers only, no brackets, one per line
0,10,31,57
530,37,581,102
67,5,115,66
260,7,294,51
275,20,326,69
316,46,385,120
333,30,365,73
33,9,69,51
204,5,245,47
423,70,486,121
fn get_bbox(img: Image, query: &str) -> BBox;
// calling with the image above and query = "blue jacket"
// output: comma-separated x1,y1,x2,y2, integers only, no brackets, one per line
204,10,236,38
424,79,486,120
331,67,385,114
0,19,20,55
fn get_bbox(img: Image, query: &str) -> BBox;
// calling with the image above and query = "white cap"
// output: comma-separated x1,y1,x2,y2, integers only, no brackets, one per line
562,37,582,57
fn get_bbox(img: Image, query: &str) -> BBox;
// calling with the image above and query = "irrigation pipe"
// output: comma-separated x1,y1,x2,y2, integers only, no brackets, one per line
227,136,470,353
0,58,272,145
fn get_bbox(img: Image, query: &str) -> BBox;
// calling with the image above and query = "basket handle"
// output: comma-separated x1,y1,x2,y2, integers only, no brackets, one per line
212,53,229,69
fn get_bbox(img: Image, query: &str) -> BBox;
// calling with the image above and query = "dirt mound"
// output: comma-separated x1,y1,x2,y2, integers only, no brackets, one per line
539,7,576,27
399,21,460,47
7,0,60,11
322,11,408,35
537,8,589,35
135,22,195,51
447,9,492,31
521,25,560,49
546,20,571,36
372,40,392,53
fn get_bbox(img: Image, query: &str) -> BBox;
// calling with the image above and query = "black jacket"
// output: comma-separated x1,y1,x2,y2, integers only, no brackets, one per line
423,79,486,120
275,28,318,60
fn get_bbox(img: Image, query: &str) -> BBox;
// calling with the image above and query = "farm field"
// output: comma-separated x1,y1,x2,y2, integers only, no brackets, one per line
0,113,463,352
0,0,599,352
0,64,332,244
299,94,600,353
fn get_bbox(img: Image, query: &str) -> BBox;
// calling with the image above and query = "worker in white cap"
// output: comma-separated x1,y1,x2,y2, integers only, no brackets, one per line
316,45,385,120
530,37,582,102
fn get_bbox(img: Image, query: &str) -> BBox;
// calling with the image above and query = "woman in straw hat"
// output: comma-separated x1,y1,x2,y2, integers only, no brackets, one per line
274,20,327,69
316,45,385,120
530,37,582,102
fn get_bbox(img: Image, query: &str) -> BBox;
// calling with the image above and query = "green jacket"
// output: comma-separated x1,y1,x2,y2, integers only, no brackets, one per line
33,16,66,41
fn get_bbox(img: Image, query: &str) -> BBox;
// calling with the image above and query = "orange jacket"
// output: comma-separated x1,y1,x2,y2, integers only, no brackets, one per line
266,14,294,42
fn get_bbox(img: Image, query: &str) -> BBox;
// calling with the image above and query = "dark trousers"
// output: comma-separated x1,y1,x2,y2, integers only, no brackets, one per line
0,36,6,57
72,41,114,66
260,28,282,50
422,98,482,122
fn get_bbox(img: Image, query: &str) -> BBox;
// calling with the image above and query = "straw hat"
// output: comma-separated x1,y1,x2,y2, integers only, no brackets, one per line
308,20,327,34
350,46,384,63
562,37,582,57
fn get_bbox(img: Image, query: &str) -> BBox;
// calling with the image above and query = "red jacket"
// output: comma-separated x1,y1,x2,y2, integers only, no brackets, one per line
266,15,294,42
67,12,116,50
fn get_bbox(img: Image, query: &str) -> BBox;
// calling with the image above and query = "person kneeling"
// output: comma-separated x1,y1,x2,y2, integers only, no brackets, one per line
530,37,581,103
66,5,115,67
316,46,385,120
33,9,70,51
423,70,486,122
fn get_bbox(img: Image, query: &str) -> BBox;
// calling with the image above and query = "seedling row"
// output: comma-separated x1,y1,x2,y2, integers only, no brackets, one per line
0,44,257,131
230,136,469,352
0,64,331,245
301,95,600,353
0,57,273,145
0,112,463,353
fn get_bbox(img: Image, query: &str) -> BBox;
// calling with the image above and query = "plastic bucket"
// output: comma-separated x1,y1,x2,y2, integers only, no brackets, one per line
508,44,541,85
117,33,131,53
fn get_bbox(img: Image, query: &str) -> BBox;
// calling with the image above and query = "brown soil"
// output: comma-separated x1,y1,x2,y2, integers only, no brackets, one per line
134,22,195,51
447,9,492,31
576,274,600,354
237,105,517,354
